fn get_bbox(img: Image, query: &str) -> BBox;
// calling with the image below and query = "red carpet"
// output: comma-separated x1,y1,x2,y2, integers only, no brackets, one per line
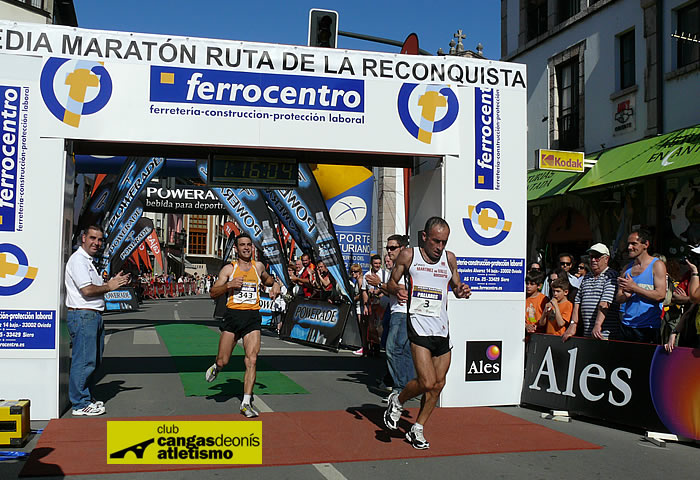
19,407,600,476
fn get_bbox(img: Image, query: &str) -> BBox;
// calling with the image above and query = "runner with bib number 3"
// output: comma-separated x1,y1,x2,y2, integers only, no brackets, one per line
383,217,471,449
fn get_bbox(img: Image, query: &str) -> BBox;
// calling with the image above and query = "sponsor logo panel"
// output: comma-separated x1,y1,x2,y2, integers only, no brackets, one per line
474,87,501,190
397,83,458,144
537,149,584,172
40,58,112,127
0,309,55,349
462,200,512,247
0,243,38,296
329,195,367,227
150,66,364,113
292,302,339,328
0,86,24,232
466,340,502,381
456,256,525,293
107,421,261,464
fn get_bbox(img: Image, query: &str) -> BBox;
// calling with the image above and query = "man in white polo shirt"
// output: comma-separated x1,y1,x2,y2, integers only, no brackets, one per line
65,225,129,416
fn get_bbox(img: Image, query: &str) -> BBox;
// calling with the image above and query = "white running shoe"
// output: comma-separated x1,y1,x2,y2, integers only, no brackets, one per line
383,391,402,430
406,425,430,449
240,403,259,418
205,363,219,382
72,403,105,416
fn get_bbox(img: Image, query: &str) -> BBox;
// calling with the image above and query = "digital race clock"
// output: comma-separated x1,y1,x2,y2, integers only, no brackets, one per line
207,155,298,188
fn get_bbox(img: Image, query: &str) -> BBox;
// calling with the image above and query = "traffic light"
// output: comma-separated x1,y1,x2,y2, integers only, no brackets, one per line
308,9,338,48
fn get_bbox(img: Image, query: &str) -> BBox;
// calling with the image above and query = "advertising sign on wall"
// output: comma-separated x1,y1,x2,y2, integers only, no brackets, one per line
522,334,700,440
612,94,635,136
538,149,584,172
280,298,352,351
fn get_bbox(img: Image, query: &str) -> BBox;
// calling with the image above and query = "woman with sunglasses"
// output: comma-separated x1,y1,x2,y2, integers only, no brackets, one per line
576,262,591,277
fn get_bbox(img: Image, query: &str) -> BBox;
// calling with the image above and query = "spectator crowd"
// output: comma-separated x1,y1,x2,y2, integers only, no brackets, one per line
526,227,700,351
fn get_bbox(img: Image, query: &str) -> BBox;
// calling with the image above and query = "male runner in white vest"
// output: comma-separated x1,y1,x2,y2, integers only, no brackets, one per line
206,233,281,417
383,216,471,449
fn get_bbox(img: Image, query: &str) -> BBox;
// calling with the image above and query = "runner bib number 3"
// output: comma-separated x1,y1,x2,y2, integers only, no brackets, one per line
409,286,443,316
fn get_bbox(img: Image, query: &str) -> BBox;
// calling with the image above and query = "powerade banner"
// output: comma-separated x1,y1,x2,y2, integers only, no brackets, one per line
259,295,274,328
141,185,227,214
103,156,165,238
73,173,117,244
312,165,374,272
196,161,290,287
280,298,353,351
104,287,139,312
111,217,154,275
523,334,700,440
99,200,144,275
263,164,353,302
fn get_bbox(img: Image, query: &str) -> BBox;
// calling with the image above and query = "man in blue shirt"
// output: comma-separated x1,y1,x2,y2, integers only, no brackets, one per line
615,228,667,344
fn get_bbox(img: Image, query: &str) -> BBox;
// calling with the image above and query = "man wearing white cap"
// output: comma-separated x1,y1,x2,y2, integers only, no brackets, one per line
562,243,619,341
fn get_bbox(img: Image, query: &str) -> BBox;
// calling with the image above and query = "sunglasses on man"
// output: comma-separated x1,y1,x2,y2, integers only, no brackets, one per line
386,245,400,251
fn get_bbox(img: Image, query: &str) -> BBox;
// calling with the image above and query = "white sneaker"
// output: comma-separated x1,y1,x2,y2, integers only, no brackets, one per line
406,425,430,449
72,403,105,416
383,391,402,430
240,403,259,418
205,363,219,382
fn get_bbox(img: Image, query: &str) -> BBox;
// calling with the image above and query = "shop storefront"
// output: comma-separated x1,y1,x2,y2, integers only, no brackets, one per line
527,125,700,271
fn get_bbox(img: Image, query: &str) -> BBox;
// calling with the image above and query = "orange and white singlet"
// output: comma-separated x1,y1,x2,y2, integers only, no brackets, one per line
226,261,261,310
408,247,451,337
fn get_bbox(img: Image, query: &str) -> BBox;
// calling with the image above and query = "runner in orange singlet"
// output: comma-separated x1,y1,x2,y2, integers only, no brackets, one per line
206,233,281,417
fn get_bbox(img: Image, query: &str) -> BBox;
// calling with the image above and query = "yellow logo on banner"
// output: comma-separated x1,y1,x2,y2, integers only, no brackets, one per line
107,421,262,465
538,149,584,172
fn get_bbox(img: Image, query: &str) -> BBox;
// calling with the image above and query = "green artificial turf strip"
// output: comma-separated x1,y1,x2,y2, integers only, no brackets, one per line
156,323,308,397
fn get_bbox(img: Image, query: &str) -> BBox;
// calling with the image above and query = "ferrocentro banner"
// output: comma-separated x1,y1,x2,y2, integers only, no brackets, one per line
0,20,527,418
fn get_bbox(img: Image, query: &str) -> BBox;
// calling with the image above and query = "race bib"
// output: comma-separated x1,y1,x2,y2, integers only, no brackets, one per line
409,286,443,316
232,281,258,304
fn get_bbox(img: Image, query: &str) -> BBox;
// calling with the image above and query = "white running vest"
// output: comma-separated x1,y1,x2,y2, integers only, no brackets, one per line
408,247,450,337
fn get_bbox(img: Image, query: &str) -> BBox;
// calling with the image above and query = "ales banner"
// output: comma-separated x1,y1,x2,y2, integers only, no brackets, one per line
522,334,700,440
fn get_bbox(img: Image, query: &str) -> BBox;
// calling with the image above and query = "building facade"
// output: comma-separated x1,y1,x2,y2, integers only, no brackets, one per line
0,0,76,25
502,0,700,267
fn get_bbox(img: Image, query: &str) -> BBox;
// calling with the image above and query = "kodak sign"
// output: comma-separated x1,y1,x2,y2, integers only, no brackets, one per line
537,149,584,172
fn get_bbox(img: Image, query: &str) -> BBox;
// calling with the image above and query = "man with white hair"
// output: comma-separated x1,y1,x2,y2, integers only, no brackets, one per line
562,243,619,341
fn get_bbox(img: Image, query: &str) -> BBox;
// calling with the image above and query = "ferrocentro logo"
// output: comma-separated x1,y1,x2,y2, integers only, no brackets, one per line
463,201,512,246
329,196,367,227
40,57,112,127
0,243,38,296
397,83,458,144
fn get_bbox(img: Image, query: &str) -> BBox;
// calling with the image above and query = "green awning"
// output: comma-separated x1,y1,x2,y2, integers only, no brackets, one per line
527,169,582,201
571,125,700,191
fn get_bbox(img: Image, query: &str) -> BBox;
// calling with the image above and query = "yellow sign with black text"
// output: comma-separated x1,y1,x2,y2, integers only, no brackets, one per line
538,149,584,172
107,421,262,464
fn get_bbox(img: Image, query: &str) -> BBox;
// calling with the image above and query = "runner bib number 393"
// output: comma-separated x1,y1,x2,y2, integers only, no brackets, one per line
408,286,443,316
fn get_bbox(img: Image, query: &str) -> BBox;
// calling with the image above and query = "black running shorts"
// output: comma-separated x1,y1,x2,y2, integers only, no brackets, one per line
407,315,451,357
220,309,262,337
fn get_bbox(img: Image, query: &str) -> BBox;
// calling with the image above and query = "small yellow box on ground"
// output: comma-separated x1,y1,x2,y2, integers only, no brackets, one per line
0,399,31,446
